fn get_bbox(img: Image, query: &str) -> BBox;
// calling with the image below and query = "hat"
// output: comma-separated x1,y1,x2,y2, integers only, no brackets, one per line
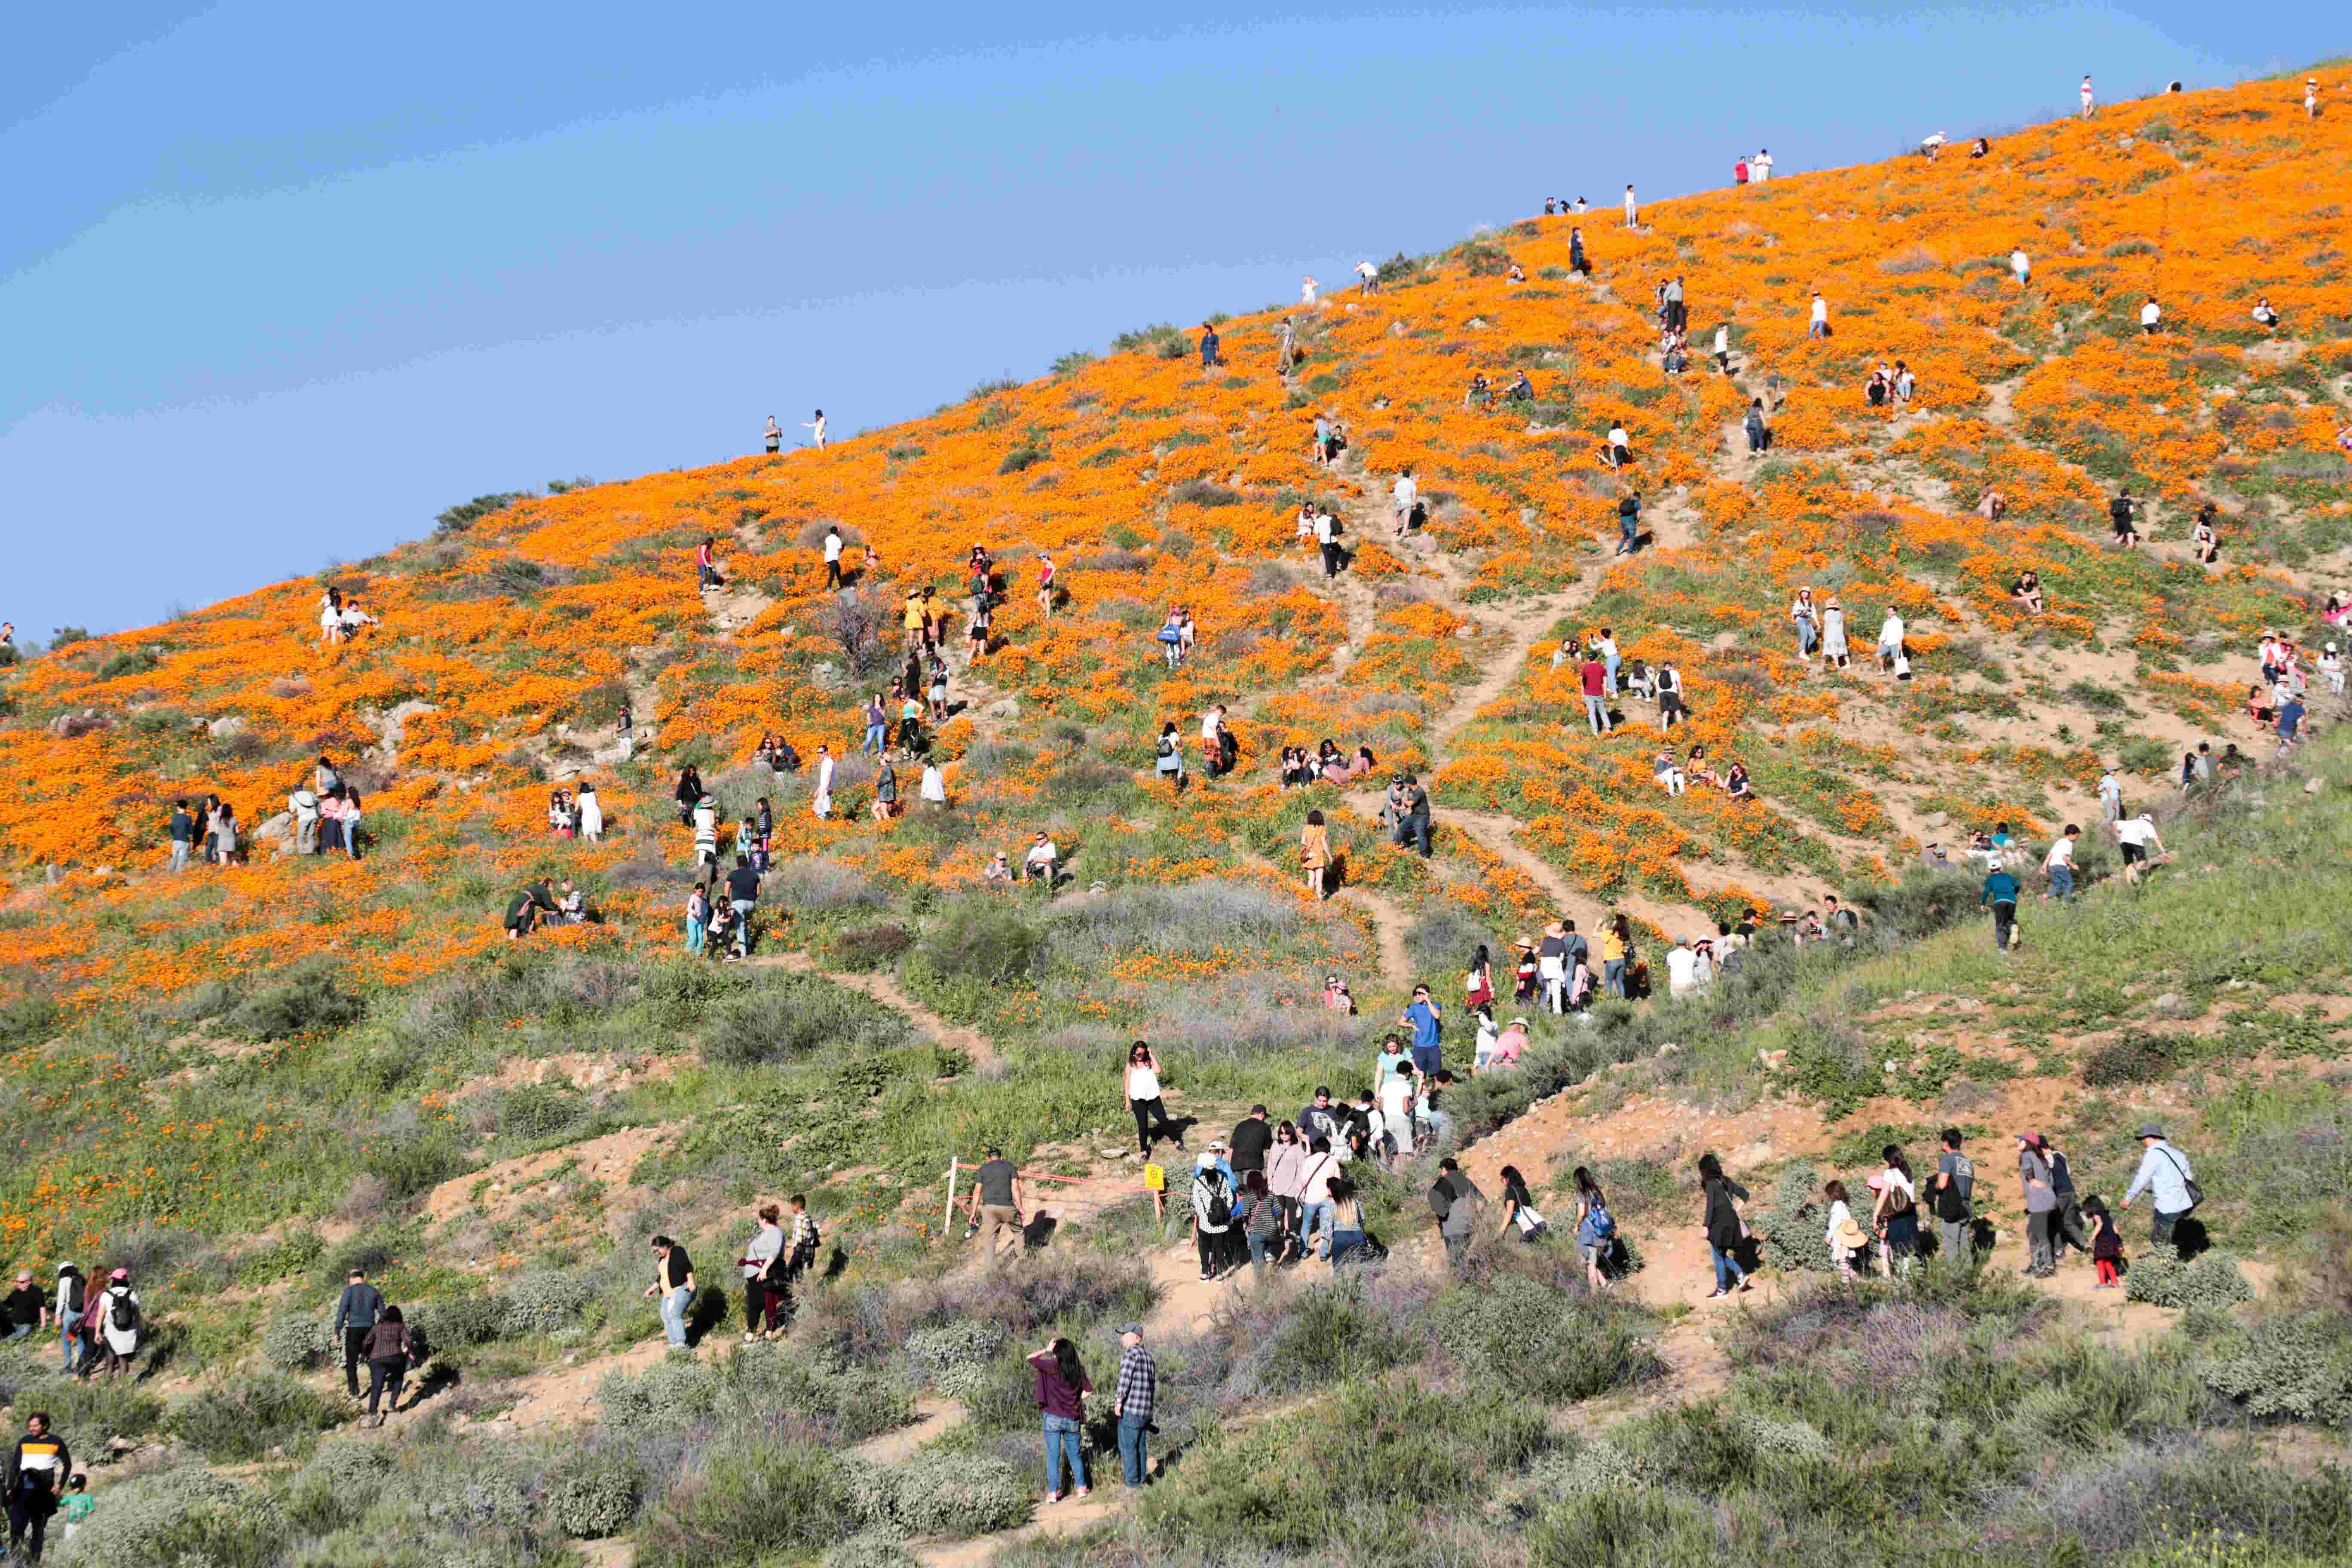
2136,1123,2166,1140
1207,1140,1228,1153
55,1262,72,1276
1117,1321,1144,1338
2016,1130,2042,1145
110,1268,129,1280
1834,1217,1869,1250
1865,1173,1886,1191
1509,1017,1529,1030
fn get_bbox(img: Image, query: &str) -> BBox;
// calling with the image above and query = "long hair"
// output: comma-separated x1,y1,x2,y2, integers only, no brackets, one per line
1245,1170,1270,1199
1823,1179,1850,1204
1275,1120,1298,1144
1574,1165,1604,1205
381,1304,404,1324
1612,914,1632,943
1696,1152,1724,1187
1882,1145,1912,1179
1472,943,1490,972
1050,1335,1086,1392
1501,1164,1532,1206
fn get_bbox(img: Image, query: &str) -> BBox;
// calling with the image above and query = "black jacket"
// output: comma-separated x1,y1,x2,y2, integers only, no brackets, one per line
334,1281,385,1335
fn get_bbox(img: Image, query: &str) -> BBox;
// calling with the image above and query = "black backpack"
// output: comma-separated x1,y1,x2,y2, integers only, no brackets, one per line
1200,1172,1231,1229
109,1290,138,1333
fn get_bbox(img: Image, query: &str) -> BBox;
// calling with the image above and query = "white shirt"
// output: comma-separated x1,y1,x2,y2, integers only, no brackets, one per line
1301,277,1317,303
1608,425,1629,447
1666,947,1699,988
824,533,843,562
2141,301,2162,326
815,755,835,793
1028,839,1059,868
2081,79,2094,105
1355,261,1376,280
1878,613,1905,646
2116,817,2158,848
1127,1064,1161,1099
1921,132,1945,150
1714,325,1729,352
2012,250,2030,276
1200,710,1221,743
920,765,946,803
1752,153,1771,180
1393,476,1417,508
1597,636,1618,661
1623,189,1637,211
1314,512,1337,544
1379,1076,1414,1128
2044,836,2076,869
1811,297,1829,323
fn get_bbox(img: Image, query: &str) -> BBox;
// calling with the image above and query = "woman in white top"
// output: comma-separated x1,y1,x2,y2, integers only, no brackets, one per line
812,747,836,818
1820,597,1849,668
1124,1042,1180,1155
803,409,827,449
1876,610,1906,671
2010,248,2030,288
920,761,947,807
1300,276,1318,306
319,601,344,645
577,782,603,842
1378,1071,1415,1166
1790,587,1820,659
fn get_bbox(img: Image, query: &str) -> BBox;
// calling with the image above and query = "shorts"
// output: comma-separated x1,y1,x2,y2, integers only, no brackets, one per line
2121,842,2147,865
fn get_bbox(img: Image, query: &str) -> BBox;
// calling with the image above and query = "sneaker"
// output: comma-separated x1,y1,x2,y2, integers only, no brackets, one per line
1704,1289,1727,1299
1044,1492,1064,1506
1075,1487,1091,1499
1736,1278,1753,1292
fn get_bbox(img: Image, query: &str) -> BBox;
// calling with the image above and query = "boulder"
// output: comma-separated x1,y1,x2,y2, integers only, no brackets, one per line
985,697,1022,720
207,714,247,739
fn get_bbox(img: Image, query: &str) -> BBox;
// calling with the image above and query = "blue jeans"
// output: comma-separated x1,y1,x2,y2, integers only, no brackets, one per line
0,1323,28,1343
1419,1109,1455,1148
61,1323,82,1373
864,723,885,755
1330,1228,1366,1267
168,840,189,873
1604,655,1620,693
1710,1243,1746,1292
1117,1415,1150,1487
1044,1413,1087,1494
1617,516,1637,554
1245,1231,1270,1272
1584,695,1610,734
1604,958,1626,998
730,899,756,955
660,1286,692,1347
1796,619,1818,655
1302,1200,1335,1253
2049,864,2074,900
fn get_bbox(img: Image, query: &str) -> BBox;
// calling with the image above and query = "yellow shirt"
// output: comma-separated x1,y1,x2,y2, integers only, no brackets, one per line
1602,930,1626,962
1301,825,1331,869
904,601,926,631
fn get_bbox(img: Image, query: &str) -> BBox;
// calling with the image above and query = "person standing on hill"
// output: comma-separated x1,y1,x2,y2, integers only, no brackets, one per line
1932,1128,1975,1264
1401,983,1444,1079
1664,275,1686,332
2109,488,2142,548
1615,490,1642,554
1028,1337,1093,1503
1580,649,1614,735
1623,184,1638,227
2307,77,2320,117
166,799,194,874
1124,1043,1182,1156
332,1267,384,1400
966,1147,1027,1267
2011,246,2031,288
824,524,845,589
643,1236,696,1348
1314,508,1342,579
737,1204,785,1343
764,416,782,455
1745,398,1769,453
1356,259,1379,293
1569,227,1587,274
812,745,836,819
92,1269,138,1381
1809,291,1830,339
2042,823,2081,900
1228,1104,1273,1191
803,410,827,449
1391,467,1418,539
1751,148,1772,181
696,535,721,591
1111,1324,1155,1488
2079,75,2095,117
360,1307,416,1426
2018,1133,2058,1276
725,853,760,957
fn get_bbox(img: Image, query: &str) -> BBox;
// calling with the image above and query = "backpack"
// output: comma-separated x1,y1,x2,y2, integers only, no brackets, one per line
109,1290,138,1334
1200,1172,1231,1229
1580,1198,1617,1242
1936,1155,1975,1221
58,1275,81,1317
1427,1179,1455,1224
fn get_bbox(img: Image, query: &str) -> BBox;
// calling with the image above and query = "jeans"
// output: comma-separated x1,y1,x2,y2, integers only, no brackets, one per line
1302,1200,1335,1253
2026,1210,2055,1272
366,1354,408,1415
2055,1197,2090,1257
1604,655,1620,693
1583,695,1610,735
2151,1207,2184,1246
2048,864,2074,900
1440,1229,1469,1268
1603,958,1626,998
660,1285,692,1347
1617,517,1637,554
0,1323,27,1343
1796,619,1818,655
9,1496,52,1562
1044,1413,1088,1493
1419,1109,1455,1148
1246,1231,1271,1272
1990,900,2017,952
730,899,756,955
1332,1228,1367,1267
863,723,885,755
1709,1243,1747,1292
60,1323,81,1374
1117,1415,1150,1487
169,840,189,873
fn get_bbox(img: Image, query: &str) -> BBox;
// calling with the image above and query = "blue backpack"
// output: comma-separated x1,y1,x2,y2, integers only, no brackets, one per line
1578,1199,1616,1245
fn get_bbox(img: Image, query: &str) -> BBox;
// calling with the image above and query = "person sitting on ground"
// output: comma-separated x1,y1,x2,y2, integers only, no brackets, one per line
1723,762,1753,800
1866,363,1892,408
983,851,1015,890
1464,372,1492,409
338,598,379,639
1969,136,1991,157
1322,974,1356,1014
1600,419,1632,468
1976,487,2006,521
557,879,588,924
1654,749,1686,795
1021,832,1060,886
2252,297,2281,329
1507,371,1534,402
1685,743,1718,787
2247,684,2276,726
2012,570,2045,614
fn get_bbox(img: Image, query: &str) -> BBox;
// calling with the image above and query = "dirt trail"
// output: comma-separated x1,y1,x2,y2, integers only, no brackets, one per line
746,952,998,1066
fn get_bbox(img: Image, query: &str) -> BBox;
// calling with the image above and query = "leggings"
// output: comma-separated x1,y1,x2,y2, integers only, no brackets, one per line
2095,1258,2120,1286
744,1279,767,1333
1131,1096,1178,1154
1195,1226,1227,1276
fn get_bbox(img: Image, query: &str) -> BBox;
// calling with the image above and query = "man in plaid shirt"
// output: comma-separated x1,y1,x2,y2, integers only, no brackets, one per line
786,1194,820,1280
1112,1322,1156,1488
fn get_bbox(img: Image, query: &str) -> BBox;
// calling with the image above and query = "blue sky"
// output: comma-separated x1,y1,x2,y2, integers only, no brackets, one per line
1,2,2331,638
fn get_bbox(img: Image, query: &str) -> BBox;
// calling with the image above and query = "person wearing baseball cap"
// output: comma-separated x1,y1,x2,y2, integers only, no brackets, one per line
2121,1124,2198,1246
1111,1323,1156,1488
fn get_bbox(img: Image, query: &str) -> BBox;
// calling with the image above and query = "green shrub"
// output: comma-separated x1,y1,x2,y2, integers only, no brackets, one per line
0,1375,162,1446
1753,1161,1831,1274
822,1537,922,1568
548,1445,646,1538
845,1452,1031,1538
2126,1247,2254,1309
162,1372,339,1461
1530,1482,1723,1565
498,1080,591,1140
263,1312,333,1370
357,1122,467,1199
904,1319,1007,1394
498,1269,594,1336
1429,1273,1660,1401
2196,1312,2352,1423
2081,1029,2188,1085
915,897,1044,986
53,1462,286,1566
234,1227,325,1286
638,1437,856,1567
224,962,367,1041
411,1290,502,1354
1259,1277,1418,1390
433,491,528,537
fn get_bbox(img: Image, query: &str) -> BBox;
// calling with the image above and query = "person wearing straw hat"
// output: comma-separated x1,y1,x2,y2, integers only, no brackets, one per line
1823,1179,1866,1279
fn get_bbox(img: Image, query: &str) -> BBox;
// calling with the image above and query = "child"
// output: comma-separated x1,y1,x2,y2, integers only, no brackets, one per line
1823,1180,1865,1280
63,1474,92,1541
2085,1195,2124,1288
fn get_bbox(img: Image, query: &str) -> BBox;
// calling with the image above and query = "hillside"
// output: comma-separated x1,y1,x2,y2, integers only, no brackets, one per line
0,66,2349,1568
